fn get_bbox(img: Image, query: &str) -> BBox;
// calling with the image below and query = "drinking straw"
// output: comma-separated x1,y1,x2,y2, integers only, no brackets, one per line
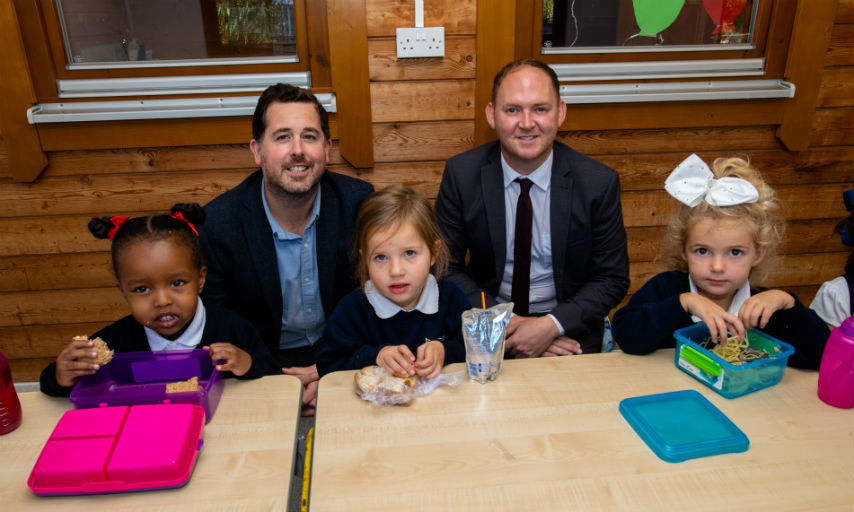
481,291,486,309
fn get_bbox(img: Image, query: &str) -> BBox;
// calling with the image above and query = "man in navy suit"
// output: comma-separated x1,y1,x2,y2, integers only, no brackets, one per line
435,59,629,357
200,84,373,415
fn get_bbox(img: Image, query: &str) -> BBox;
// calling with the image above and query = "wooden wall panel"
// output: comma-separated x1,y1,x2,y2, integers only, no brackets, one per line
811,107,854,146
0,253,113,292
826,23,853,66
373,121,474,163
370,80,475,122
0,287,124,327
837,0,854,23
818,66,854,107
0,171,250,218
365,0,476,36
558,126,780,156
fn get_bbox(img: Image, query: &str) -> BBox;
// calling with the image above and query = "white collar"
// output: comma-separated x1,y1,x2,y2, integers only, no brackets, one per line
501,150,553,191
145,297,206,351
688,276,751,323
365,274,439,319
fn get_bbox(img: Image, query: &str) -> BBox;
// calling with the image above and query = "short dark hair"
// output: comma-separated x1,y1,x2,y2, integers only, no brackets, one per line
491,59,561,104
252,83,330,142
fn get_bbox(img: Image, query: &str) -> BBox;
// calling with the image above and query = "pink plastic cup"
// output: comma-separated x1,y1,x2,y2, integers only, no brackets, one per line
817,316,854,409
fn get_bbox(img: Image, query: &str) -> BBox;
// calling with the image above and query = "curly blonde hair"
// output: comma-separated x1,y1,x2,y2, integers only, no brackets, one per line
355,184,450,286
659,156,784,284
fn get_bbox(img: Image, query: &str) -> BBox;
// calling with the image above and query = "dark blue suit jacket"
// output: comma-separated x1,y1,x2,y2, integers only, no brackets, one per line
434,140,630,353
199,170,373,358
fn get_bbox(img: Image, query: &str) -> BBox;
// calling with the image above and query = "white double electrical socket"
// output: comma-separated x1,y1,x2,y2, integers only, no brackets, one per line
396,26,445,58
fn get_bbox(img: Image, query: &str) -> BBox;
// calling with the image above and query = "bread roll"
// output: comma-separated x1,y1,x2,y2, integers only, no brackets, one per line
354,366,419,405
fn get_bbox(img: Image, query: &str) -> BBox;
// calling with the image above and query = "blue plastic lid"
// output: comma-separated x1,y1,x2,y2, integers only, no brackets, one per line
619,389,749,463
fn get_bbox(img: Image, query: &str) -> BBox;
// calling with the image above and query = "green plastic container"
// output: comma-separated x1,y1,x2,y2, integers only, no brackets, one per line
674,323,794,398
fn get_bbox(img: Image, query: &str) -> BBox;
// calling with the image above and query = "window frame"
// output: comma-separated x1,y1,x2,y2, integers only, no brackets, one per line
532,0,774,65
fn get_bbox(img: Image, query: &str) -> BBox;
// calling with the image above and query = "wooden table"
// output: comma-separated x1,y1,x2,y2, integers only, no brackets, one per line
0,375,302,511
310,351,854,511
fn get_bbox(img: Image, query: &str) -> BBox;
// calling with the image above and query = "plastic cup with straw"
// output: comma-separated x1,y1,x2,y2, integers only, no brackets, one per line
462,290,512,383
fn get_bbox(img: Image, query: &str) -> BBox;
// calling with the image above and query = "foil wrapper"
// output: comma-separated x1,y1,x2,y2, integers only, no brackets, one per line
462,303,513,383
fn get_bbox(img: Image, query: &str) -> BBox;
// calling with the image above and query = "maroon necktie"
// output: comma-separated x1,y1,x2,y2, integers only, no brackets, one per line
511,178,533,315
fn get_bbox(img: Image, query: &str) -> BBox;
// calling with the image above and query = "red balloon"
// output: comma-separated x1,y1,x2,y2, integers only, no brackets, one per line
702,0,747,34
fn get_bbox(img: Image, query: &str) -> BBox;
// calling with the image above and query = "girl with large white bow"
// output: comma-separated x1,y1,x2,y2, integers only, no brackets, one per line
612,154,829,370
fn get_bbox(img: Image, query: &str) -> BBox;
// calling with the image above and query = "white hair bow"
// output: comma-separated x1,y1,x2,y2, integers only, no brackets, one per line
664,154,759,207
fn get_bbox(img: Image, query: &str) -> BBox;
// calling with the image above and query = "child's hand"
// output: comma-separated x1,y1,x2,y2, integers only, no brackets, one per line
738,290,794,330
679,292,746,343
55,338,100,387
377,345,416,377
207,343,252,377
414,340,445,379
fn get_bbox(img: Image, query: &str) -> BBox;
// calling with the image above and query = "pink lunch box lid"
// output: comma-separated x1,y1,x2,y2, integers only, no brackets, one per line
27,403,204,495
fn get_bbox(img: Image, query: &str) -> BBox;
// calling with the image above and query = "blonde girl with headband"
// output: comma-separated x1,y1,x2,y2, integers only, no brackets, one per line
612,155,829,369
315,185,471,378
40,203,277,396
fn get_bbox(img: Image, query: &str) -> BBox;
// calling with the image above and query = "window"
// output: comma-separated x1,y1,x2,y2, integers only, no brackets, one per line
543,0,758,50
19,0,329,103
506,0,798,126
58,0,299,67
14,0,333,148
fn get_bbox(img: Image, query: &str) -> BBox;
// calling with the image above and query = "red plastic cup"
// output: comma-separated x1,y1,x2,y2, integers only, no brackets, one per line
0,351,23,434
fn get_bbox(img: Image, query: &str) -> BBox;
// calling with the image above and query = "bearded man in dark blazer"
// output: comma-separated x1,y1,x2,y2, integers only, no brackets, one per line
200,84,373,415
435,59,630,357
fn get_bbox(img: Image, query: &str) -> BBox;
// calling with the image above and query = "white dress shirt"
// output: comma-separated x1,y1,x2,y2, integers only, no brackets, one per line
145,297,206,351
687,276,751,324
365,274,440,319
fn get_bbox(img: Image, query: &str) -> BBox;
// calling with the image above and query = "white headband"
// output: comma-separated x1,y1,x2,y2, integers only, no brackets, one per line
664,154,759,207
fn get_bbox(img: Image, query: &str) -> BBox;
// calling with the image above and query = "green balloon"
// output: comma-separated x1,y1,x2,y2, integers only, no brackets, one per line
632,0,685,37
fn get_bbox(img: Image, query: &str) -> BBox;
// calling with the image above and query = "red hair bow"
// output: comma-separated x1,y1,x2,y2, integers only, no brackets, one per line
171,211,199,237
107,216,129,240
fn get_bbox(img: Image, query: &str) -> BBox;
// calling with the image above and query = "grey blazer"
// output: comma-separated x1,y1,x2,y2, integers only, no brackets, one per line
434,140,630,353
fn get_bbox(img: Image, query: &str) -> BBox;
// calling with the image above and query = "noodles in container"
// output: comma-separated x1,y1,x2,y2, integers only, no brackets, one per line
462,303,513,383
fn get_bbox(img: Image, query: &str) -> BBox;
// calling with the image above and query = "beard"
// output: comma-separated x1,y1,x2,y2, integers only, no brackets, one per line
264,163,324,201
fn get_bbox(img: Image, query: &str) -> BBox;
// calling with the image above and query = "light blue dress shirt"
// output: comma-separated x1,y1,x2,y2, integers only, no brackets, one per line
498,151,564,334
261,181,326,350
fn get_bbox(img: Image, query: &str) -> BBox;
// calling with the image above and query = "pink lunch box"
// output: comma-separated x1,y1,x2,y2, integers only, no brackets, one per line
27,403,204,495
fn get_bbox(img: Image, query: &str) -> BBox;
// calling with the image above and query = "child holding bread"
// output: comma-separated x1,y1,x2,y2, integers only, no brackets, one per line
316,185,471,378
40,203,277,396
612,155,829,369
